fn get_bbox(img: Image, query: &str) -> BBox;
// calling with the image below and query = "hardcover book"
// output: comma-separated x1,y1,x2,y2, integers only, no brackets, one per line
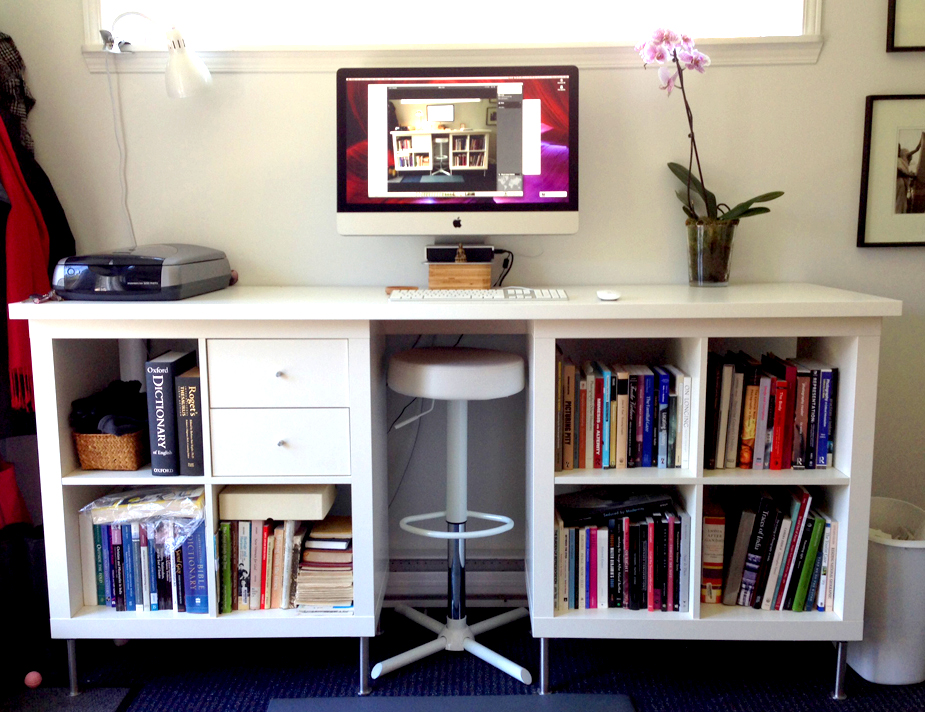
175,366,204,476
145,350,197,476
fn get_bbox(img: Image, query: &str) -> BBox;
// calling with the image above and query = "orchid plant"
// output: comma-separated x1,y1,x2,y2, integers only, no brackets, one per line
636,30,783,222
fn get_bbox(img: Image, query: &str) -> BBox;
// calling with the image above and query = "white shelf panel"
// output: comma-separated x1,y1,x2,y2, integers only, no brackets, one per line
61,469,205,486
703,468,850,486
555,468,696,486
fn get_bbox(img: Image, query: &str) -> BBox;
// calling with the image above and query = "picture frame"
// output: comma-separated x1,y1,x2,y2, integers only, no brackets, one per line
486,107,498,125
858,95,925,247
887,0,925,51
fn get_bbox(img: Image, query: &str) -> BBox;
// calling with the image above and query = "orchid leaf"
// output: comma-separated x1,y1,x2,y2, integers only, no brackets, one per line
676,189,704,219
750,191,785,203
723,206,771,220
682,205,697,220
668,162,717,219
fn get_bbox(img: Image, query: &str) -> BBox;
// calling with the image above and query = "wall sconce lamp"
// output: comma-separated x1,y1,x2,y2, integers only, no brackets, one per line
100,12,212,98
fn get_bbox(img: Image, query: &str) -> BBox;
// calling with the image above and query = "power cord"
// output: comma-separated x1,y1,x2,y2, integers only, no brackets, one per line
493,249,514,287
103,53,137,247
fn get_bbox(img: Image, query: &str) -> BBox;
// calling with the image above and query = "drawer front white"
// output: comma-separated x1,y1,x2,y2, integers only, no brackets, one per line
210,408,351,476
208,339,349,408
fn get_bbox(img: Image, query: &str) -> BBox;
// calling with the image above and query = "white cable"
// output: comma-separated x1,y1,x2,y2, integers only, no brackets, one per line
104,52,137,247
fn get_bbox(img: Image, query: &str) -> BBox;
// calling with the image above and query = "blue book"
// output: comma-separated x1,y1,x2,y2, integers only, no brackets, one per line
595,362,612,468
146,523,159,611
641,368,655,467
100,523,112,607
816,368,833,468
652,367,671,468
122,523,136,612
185,521,209,613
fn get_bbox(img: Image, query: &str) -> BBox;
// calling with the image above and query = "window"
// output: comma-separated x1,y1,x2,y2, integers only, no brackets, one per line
85,0,822,71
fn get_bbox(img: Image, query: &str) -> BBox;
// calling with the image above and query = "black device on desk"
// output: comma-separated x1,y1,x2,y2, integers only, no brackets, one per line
52,243,232,301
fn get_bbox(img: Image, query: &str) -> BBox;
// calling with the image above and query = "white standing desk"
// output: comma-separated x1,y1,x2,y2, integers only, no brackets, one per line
9,283,901,696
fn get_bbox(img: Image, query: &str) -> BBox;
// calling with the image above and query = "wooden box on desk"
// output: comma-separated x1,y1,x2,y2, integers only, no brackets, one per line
428,263,491,290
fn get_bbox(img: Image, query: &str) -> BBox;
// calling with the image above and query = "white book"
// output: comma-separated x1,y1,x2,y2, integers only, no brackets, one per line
237,521,250,610
666,365,692,470
279,519,297,610
250,520,263,610
79,509,98,607
752,375,772,469
724,371,745,468
825,519,838,612
597,525,608,609
760,515,792,610
816,514,832,611
714,363,734,469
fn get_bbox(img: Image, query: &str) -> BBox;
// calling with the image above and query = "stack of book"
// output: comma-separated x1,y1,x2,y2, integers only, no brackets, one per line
702,351,838,471
144,349,203,477
79,486,208,613
294,516,354,613
700,486,838,612
554,350,693,472
553,487,691,612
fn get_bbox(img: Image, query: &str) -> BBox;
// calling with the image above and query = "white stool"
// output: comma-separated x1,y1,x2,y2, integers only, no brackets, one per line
372,347,532,685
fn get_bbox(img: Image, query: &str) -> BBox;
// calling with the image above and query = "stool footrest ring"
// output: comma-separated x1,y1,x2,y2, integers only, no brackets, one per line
400,510,514,539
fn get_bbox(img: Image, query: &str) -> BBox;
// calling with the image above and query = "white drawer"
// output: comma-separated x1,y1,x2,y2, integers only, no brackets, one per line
207,339,349,408
210,408,351,476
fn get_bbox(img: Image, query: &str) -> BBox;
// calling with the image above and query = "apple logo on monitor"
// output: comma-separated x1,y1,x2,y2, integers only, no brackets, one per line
453,217,462,229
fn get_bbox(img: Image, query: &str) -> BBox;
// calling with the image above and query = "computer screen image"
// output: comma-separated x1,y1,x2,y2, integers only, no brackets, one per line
336,66,578,236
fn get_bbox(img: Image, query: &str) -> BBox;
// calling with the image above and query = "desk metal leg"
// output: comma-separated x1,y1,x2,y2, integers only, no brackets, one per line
832,641,848,700
359,637,371,696
67,639,79,696
539,637,550,694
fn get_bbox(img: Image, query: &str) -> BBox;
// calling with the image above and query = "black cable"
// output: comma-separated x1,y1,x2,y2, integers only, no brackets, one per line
493,249,514,287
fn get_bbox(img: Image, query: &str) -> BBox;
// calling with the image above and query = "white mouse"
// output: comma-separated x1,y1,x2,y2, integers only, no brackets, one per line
596,289,621,301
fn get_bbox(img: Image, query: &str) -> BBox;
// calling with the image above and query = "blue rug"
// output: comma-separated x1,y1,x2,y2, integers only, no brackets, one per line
268,694,634,712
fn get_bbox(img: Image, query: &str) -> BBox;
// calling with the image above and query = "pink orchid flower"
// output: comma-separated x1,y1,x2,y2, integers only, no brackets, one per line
658,66,678,95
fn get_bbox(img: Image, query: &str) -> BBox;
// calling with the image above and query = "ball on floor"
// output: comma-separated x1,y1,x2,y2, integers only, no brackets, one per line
24,671,42,688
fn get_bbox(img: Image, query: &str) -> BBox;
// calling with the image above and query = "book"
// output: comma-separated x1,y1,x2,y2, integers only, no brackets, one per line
651,366,671,468
703,352,724,469
596,362,613,469
146,523,158,611
613,366,630,469
578,373,588,469
795,359,834,469
263,526,275,610
219,484,336,521
701,498,725,604
585,361,605,469
665,365,692,469
774,486,812,610
100,523,112,607
737,384,760,469
722,508,756,606
270,521,286,609
171,523,186,613
761,352,798,470
554,508,567,611
737,494,777,607
555,346,563,472
237,520,251,610
751,506,783,610
139,523,151,612
798,361,822,470
578,526,586,609
752,375,772,470
792,510,826,611
184,520,208,613
760,513,792,611
632,366,655,468
597,524,608,609
562,360,576,470
724,368,745,469
130,522,144,611
678,509,691,612
824,519,839,612
791,363,812,468
783,509,817,610
714,362,735,469
122,524,136,612
582,362,596,469
145,349,197,476
219,521,233,614
175,366,204,476
249,520,263,610
110,523,125,611
281,522,309,610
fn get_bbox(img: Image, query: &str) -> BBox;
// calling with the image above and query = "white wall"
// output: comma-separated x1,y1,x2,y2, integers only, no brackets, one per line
2,0,924,546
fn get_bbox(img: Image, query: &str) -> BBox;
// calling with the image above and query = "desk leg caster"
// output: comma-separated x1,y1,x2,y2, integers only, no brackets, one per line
832,641,848,701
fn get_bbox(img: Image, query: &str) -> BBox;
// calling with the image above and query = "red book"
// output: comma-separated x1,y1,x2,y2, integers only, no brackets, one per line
769,380,788,469
260,521,271,609
762,353,798,469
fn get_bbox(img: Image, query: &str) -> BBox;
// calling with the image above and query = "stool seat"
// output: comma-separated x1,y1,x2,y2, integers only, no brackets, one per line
388,347,525,401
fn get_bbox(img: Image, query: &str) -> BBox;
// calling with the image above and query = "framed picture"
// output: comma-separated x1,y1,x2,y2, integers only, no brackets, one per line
858,95,925,247
486,107,498,125
888,0,925,51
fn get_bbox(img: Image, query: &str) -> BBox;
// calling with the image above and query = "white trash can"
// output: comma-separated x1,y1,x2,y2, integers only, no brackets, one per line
847,497,925,684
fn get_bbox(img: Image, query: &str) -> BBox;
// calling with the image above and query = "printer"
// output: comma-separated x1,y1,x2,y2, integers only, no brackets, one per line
53,244,232,301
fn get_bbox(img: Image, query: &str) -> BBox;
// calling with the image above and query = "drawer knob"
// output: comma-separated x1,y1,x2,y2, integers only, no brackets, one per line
277,440,287,447
275,370,285,378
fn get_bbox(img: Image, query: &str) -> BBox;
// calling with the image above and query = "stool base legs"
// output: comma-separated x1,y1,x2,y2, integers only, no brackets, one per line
370,605,532,684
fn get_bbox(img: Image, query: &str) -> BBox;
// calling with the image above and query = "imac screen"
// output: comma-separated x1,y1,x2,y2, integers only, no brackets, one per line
336,65,578,235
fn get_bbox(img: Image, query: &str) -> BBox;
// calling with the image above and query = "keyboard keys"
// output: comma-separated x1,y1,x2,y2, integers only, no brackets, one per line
388,288,568,302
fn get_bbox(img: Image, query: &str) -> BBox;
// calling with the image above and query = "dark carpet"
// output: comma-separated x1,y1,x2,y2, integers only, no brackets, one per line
4,608,925,712
267,694,634,712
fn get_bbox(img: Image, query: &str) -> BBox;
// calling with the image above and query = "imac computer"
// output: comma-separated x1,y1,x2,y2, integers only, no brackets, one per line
336,65,579,239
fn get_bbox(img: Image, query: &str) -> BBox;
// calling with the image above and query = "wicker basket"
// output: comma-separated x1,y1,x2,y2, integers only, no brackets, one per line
73,430,149,471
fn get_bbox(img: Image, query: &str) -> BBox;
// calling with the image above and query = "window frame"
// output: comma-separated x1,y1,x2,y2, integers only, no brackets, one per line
81,0,823,73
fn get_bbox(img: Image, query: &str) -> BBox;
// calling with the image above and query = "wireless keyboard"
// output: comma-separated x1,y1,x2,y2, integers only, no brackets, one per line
389,287,568,302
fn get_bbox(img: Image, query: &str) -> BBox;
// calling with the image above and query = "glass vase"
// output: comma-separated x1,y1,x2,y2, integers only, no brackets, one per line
687,218,738,287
